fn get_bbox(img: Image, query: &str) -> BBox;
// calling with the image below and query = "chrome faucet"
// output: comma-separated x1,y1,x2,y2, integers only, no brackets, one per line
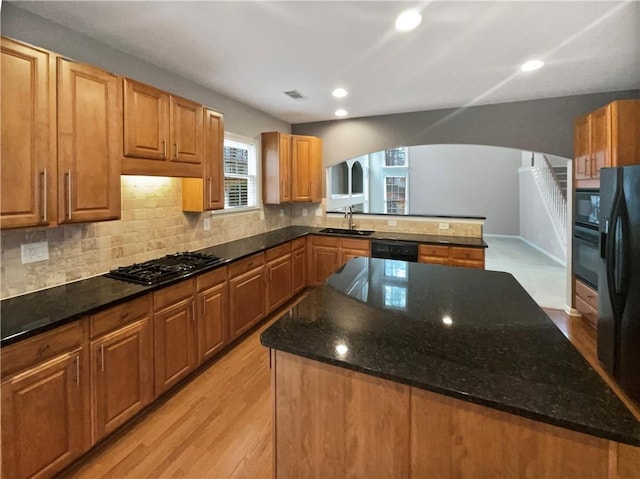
345,206,354,230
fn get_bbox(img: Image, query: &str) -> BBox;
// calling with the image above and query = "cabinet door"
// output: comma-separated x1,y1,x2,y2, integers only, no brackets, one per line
91,318,153,443
590,106,611,179
292,245,307,294
154,298,197,397
229,267,266,341
574,115,590,181
197,281,229,364
340,239,370,266
57,58,121,223
123,78,169,160
170,96,203,164
262,132,291,205
267,254,293,313
1,38,56,229
419,256,450,265
1,350,87,479
291,135,314,202
312,245,341,285
280,134,292,202
204,109,224,210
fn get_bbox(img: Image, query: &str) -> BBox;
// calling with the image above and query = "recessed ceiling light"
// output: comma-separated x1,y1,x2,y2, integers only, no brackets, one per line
335,109,348,117
332,87,348,98
520,59,544,72
395,9,422,32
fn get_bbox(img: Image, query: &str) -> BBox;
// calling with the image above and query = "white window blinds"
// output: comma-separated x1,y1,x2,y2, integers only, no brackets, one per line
223,136,257,209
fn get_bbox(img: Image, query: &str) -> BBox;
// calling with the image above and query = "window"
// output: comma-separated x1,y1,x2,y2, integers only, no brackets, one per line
384,176,407,214
385,147,407,166
223,135,257,210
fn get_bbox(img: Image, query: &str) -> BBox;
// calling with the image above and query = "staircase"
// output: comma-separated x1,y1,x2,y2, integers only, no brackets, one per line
529,153,568,256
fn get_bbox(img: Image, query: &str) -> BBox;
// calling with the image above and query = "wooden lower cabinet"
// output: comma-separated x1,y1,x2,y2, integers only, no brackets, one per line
310,236,371,286
90,317,153,443
419,244,485,269
1,323,89,479
196,267,229,364
266,244,293,314
292,238,307,294
575,278,598,329
153,280,197,397
339,238,370,265
229,253,266,341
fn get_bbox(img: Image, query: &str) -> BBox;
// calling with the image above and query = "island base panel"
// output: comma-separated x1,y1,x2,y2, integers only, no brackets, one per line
271,350,639,479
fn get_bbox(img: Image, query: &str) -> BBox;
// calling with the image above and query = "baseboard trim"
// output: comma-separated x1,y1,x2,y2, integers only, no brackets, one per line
518,236,567,267
565,306,581,317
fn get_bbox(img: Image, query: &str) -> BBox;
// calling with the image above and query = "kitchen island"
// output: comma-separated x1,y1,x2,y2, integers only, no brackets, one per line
260,258,640,478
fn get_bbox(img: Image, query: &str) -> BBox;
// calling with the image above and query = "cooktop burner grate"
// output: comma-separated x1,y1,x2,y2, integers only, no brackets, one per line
105,252,224,285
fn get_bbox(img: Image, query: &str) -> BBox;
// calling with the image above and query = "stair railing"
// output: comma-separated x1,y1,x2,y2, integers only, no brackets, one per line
530,153,567,253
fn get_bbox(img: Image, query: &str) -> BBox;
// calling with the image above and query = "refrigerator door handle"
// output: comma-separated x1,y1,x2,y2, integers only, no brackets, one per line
606,193,628,319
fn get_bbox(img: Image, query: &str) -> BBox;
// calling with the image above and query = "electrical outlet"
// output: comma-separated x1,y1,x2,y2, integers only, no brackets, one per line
388,220,397,226
203,218,211,231
279,209,284,217
21,241,49,264
259,209,265,220
315,207,323,217
302,208,308,217
439,223,450,230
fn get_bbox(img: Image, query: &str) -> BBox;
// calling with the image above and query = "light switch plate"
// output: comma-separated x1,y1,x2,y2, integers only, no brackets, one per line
21,241,49,264
439,223,450,230
302,208,308,216
203,218,211,231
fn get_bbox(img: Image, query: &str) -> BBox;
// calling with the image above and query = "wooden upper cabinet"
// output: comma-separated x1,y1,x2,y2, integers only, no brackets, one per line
57,58,121,224
262,132,322,204
122,78,203,177
574,100,640,188
1,37,56,229
182,108,225,212
123,79,169,160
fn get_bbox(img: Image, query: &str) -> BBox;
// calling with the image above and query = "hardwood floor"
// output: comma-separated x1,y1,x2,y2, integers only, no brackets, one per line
58,305,639,478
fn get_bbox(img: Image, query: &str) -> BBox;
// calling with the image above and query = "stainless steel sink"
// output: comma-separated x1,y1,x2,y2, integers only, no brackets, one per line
318,227,374,236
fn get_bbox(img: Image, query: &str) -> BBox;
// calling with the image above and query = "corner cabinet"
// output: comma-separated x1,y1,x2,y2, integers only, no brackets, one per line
262,132,322,204
1,37,121,229
122,78,203,177
182,108,225,212
574,100,640,188
57,58,121,223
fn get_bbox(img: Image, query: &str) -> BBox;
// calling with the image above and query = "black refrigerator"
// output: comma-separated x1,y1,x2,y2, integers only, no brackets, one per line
597,165,640,404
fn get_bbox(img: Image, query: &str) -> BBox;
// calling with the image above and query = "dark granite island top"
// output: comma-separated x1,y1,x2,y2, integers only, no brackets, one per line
261,257,640,447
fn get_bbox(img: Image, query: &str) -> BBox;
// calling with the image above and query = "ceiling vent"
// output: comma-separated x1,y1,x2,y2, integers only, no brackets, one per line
284,90,308,100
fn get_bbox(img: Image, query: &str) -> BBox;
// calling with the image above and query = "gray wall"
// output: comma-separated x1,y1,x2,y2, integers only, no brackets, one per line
408,145,522,235
292,90,640,167
1,3,289,138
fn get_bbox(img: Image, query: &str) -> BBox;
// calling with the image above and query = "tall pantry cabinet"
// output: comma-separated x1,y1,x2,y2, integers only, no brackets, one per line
0,37,121,229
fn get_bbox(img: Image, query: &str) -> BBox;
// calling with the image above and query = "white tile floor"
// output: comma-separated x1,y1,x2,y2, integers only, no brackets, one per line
484,236,568,309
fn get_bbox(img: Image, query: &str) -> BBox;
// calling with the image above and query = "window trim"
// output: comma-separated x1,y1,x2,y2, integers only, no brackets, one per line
222,132,260,211
383,174,409,215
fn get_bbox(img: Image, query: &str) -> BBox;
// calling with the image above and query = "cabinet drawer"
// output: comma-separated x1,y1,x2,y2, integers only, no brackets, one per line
90,295,151,338
575,279,598,310
291,237,306,251
229,252,265,278
1,321,85,378
154,279,195,311
576,296,598,329
341,238,370,252
450,247,484,261
196,266,228,292
266,242,292,262
419,256,450,265
311,235,340,247
450,258,484,269
419,245,449,258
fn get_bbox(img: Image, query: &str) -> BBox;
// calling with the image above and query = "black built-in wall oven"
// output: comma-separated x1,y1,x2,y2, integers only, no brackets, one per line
573,189,600,288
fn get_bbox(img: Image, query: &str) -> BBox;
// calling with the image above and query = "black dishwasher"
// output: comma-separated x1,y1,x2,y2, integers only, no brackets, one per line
371,240,418,262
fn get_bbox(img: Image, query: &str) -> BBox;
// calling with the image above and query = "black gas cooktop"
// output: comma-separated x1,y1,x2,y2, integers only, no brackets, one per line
105,252,224,285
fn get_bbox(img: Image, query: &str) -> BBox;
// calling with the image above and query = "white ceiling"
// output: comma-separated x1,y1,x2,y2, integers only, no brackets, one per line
10,1,640,124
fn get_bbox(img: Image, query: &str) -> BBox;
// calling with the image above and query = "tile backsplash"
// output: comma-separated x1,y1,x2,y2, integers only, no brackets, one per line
1,181,482,299
1,177,290,299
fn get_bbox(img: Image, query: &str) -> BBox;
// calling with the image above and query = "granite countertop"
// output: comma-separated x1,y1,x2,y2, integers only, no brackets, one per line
260,257,640,446
0,225,485,346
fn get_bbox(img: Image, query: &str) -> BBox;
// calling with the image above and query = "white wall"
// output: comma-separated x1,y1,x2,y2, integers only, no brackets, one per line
519,169,567,263
1,3,289,138
408,145,522,235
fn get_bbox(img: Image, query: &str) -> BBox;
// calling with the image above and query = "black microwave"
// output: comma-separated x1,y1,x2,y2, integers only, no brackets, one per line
575,189,600,229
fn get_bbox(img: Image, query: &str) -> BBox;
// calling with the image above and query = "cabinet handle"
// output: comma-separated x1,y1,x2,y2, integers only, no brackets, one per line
191,301,195,322
75,356,80,385
201,296,206,318
41,168,47,222
66,169,72,220
162,140,167,158
100,344,105,372
174,142,178,160
207,177,212,207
